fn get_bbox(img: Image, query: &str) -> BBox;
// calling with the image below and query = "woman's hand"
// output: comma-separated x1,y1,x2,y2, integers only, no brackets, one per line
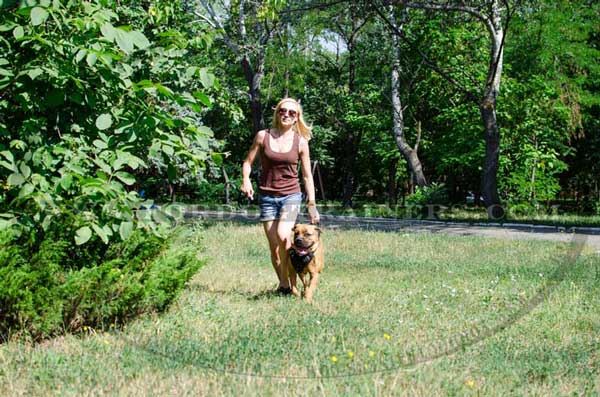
308,204,320,224
241,131,263,201
241,179,254,200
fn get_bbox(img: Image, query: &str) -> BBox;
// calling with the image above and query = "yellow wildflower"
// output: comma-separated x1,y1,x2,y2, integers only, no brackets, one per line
383,333,391,340
369,350,375,357
466,380,475,388
347,351,354,358
331,356,338,363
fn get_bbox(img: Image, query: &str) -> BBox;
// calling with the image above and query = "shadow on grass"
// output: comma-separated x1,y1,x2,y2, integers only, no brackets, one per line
188,283,295,301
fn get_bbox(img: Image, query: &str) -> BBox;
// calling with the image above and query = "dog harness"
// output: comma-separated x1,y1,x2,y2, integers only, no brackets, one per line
288,244,318,274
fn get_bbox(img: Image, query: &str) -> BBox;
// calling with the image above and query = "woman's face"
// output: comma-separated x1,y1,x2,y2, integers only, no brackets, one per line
277,101,299,127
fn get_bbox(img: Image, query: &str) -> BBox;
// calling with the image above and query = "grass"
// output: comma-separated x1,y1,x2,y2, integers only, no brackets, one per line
1,222,599,396
321,203,600,228
436,207,600,228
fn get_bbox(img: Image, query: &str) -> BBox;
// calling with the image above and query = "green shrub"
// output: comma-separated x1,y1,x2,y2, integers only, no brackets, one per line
196,181,228,203
406,183,450,206
0,224,204,342
0,1,220,245
0,232,64,339
595,201,600,216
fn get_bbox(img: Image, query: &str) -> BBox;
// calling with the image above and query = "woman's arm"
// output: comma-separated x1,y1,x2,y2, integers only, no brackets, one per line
241,130,265,199
299,137,320,224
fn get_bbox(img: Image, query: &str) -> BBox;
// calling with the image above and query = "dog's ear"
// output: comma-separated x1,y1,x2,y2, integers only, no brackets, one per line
314,226,321,237
292,224,298,233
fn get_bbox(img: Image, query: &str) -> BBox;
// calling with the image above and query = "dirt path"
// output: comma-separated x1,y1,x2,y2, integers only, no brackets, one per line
184,210,600,249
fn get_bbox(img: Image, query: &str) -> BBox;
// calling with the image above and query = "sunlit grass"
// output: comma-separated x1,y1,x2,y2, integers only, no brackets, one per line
1,222,598,396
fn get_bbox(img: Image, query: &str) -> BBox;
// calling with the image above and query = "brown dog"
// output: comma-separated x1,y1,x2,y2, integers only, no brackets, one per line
286,224,324,302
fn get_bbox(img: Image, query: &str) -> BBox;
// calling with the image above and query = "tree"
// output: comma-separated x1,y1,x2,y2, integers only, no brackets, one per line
324,1,371,207
389,7,427,187
195,0,286,133
381,0,519,217
505,0,600,209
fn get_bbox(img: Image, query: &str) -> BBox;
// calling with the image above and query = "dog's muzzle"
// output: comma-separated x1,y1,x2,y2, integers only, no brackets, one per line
288,248,314,273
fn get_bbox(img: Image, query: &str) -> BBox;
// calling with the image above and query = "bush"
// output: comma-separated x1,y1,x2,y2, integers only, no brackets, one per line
0,223,204,342
0,1,220,244
406,183,450,206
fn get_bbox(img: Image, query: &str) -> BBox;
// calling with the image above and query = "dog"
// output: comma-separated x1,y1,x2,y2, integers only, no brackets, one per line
286,223,324,302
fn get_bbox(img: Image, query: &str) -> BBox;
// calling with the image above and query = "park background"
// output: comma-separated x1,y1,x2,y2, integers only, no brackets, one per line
0,1,599,394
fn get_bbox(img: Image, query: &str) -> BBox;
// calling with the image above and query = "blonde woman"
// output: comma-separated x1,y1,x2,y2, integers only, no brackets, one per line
241,98,320,295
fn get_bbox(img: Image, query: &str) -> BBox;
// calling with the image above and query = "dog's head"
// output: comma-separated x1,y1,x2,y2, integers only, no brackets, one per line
292,224,321,254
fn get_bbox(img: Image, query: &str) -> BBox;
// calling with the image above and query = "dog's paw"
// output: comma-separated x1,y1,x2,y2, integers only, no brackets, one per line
304,290,314,303
291,286,301,297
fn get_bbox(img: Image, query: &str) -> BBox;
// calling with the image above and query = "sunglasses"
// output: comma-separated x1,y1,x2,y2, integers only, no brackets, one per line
278,107,298,117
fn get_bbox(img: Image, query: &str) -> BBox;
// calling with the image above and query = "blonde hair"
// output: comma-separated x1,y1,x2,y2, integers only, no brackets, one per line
272,98,312,141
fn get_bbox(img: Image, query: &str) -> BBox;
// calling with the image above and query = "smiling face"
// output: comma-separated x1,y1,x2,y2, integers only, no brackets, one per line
274,99,300,129
292,223,321,254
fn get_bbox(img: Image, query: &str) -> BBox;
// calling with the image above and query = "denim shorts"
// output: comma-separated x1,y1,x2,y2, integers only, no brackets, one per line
259,192,303,222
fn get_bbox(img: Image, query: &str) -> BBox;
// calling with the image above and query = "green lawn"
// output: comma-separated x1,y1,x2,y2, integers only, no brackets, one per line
1,222,598,396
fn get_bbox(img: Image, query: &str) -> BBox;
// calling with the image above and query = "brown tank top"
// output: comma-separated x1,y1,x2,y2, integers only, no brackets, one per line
259,129,301,196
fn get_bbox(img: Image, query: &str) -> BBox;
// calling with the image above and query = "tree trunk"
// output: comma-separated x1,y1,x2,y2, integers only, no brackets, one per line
391,8,427,188
388,160,398,206
341,6,362,208
222,165,231,204
479,100,501,213
199,0,269,134
341,131,359,208
241,56,265,133
530,137,538,201
348,39,356,93
284,21,291,98
284,67,289,98
480,0,504,216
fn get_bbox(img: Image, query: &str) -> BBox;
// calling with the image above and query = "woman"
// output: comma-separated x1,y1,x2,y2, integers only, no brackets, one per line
241,98,320,295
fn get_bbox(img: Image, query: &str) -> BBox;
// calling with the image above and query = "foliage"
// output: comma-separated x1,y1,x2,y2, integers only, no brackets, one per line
506,0,600,207
195,180,234,203
1,0,599,227
498,76,571,204
0,225,205,341
0,0,219,244
405,182,449,206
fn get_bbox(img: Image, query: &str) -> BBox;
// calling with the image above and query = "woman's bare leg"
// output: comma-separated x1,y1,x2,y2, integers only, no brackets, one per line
262,201,300,290
263,220,283,287
277,203,300,288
